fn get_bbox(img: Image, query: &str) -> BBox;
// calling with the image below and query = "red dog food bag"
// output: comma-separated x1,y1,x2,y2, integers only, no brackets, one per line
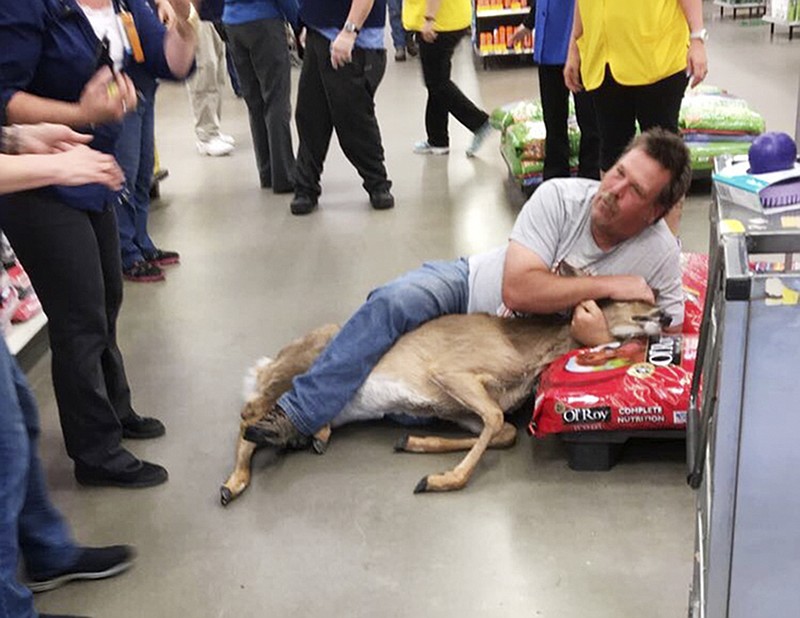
681,252,708,335
529,333,698,436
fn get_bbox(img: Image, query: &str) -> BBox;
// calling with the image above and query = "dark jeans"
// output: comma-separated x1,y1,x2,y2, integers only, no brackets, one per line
226,18,295,192
0,194,139,472
295,29,390,198
0,337,78,618
417,29,488,148
592,65,689,171
538,63,600,180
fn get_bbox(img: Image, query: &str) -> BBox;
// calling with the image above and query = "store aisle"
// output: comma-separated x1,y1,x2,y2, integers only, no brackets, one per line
27,7,798,617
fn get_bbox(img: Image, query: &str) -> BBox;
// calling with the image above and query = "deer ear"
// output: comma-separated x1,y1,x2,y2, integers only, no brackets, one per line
557,261,587,278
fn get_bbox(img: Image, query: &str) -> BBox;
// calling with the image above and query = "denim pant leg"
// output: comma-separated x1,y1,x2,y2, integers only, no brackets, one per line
278,258,470,435
0,340,76,618
386,0,406,50
115,105,147,269
132,91,157,257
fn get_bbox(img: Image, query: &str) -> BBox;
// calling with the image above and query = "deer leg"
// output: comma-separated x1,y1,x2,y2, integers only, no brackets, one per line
414,372,506,493
311,425,332,454
396,422,517,453
220,428,257,506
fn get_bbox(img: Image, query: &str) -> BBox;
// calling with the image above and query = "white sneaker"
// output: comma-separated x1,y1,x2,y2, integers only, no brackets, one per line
466,122,493,158
218,133,235,146
413,140,449,155
196,137,234,157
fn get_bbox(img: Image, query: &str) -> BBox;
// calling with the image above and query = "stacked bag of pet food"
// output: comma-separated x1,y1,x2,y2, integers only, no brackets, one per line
529,253,708,438
680,84,766,173
490,98,580,191
0,233,42,337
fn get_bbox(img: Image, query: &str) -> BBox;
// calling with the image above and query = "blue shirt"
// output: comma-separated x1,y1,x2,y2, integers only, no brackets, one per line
223,0,299,28
0,0,175,211
528,0,575,66
315,27,384,50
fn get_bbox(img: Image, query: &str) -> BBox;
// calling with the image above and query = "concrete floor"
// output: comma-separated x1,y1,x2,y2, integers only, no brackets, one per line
29,4,799,617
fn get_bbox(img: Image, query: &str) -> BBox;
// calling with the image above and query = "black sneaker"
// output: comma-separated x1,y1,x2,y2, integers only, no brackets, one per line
122,261,165,283
144,248,180,267
120,413,165,439
27,545,135,593
243,405,309,449
74,461,168,489
369,189,395,210
290,194,318,215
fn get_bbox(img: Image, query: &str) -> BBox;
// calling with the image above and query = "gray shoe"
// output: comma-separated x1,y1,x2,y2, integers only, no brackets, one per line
244,406,309,449
466,121,493,158
394,47,407,62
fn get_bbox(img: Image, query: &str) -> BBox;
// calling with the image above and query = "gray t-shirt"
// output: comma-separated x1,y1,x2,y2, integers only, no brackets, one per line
467,178,684,327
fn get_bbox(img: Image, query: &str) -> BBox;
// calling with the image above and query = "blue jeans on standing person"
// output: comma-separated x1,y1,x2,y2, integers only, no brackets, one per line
0,337,78,618
387,0,406,50
277,258,470,435
115,83,158,269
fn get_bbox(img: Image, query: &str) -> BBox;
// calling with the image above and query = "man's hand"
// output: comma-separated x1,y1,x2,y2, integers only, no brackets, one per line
604,275,656,305
507,24,530,48
53,144,125,190
563,40,582,92
330,30,356,69
420,19,437,43
15,124,93,155
155,0,177,26
686,40,708,88
165,0,192,22
78,67,138,125
570,300,612,347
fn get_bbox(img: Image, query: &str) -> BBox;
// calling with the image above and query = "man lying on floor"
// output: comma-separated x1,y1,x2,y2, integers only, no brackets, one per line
245,127,690,449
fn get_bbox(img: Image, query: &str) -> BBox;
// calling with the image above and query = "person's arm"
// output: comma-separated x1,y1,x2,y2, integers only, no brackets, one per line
501,241,656,315
420,0,443,42
563,0,582,92
330,0,376,69
679,0,708,88
508,3,535,48
0,147,124,194
160,0,198,78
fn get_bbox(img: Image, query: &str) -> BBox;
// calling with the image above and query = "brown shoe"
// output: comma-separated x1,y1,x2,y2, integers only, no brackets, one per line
244,405,309,450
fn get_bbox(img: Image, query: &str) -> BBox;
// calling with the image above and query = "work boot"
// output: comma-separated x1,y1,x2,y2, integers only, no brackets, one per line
244,405,310,450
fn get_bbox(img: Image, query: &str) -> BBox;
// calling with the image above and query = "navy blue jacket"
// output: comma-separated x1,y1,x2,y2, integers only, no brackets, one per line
0,0,177,211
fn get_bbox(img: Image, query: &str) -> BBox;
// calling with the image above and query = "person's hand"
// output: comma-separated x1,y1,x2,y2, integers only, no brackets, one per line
15,124,93,155
165,0,192,22
605,275,656,305
420,19,437,43
507,24,530,48
563,40,583,92
330,30,356,69
78,67,138,125
571,300,613,347
686,40,708,88
156,0,177,26
53,144,125,190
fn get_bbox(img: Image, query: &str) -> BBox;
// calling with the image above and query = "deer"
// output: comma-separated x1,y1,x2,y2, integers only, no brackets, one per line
220,297,669,506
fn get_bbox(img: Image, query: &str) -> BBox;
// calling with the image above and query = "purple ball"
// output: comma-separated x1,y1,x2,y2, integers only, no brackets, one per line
748,132,798,174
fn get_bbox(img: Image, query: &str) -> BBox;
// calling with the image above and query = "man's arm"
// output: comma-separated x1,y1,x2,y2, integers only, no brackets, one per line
330,0,375,68
501,241,656,315
678,0,708,88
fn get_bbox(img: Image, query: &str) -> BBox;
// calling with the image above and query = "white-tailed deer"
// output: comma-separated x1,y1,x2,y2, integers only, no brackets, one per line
220,299,668,505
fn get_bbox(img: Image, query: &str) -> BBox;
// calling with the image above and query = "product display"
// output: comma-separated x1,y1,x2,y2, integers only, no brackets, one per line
472,0,532,65
0,233,42,336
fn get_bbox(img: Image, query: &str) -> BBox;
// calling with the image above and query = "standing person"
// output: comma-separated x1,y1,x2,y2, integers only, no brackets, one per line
387,0,415,61
509,0,600,180
223,0,298,194
0,0,196,488
290,0,395,216
116,0,183,283
404,0,493,158
0,121,136,618
564,0,708,173
188,0,237,157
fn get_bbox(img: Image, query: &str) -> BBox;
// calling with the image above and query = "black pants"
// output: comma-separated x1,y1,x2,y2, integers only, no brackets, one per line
417,29,488,148
592,65,689,171
0,193,138,472
294,29,390,198
226,18,295,193
538,64,600,180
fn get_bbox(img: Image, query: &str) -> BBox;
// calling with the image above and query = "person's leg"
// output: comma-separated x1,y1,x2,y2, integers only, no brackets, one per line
294,30,335,201
247,18,295,193
214,21,243,96
322,43,392,195
132,88,160,258
187,21,224,143
277,259,470,436
539,63,571,179
386,0,406,51
574,88,601,180
634,69,688,134
114,103,147,269
591,66,637,172
0,195,139,473
418,32,451,148
226,23,273,188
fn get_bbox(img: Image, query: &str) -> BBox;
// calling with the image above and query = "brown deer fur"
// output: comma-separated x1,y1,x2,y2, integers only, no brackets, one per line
221,301,665,505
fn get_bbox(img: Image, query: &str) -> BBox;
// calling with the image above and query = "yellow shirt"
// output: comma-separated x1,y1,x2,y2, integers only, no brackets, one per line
403,0,472,33
577,0,689,91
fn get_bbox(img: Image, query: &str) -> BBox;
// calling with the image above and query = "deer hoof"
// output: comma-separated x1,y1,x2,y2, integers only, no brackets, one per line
413,477,429,494
220,485,234,507
311,437,328,455
394,435,409,452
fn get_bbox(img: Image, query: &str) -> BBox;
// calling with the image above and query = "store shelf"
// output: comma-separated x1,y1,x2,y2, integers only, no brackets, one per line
763,15,800,39
474,46,532,57
713,0,767,18
473,0,531,67
6,311,47,355
476,8,529,17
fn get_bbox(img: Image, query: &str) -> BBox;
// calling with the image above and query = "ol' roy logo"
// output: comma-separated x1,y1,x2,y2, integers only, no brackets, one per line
562,406,612,424
647,336,682,367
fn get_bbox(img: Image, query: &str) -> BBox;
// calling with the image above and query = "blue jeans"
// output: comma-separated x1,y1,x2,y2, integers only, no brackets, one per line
278,258,469,435
387,0,406,50
0,338,77,618
115,87,158,269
